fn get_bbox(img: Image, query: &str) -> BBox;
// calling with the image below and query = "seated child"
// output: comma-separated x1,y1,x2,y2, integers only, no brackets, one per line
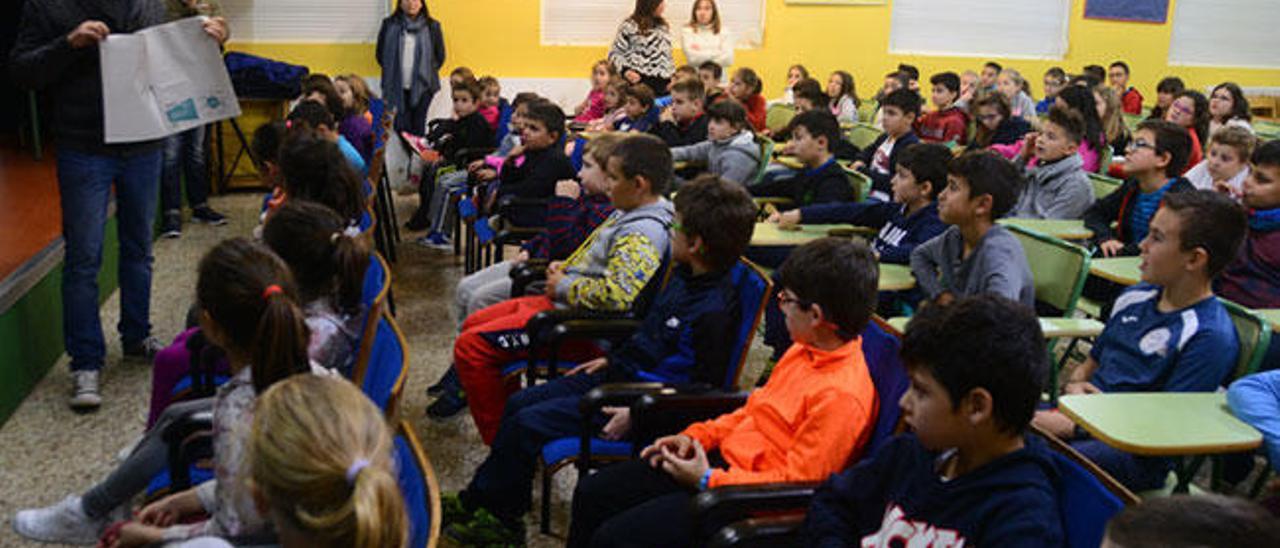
615,83,660,133
699,61,727,107
671,100,761,186
1186,125,1255,198
407,79,495,244
276,131,368,227
1085,120,1194,258
911,151,1035,307
1035,190,1247,492
915,72,969,145
478,76,506,132
854,89,922,201
288,100,367,177
871,71,911,130
1165,90,1209,172
751,110,855,206
568,237,882,547
827,71,859,124
1216,139,1280,310
442,175,758,545
1009,106,1095,220
588,81,629,132
1110,61,1145,115
1147,76,1185,122
1104,494,1280,547
575,59,615,123
492,101,578,228
449,135,675,443
729,67,767,133
998,68,1039,123
333,74,375,163
803,295,1063,547
1036,67,1067,116
970,93,1032,149
652,78,709,147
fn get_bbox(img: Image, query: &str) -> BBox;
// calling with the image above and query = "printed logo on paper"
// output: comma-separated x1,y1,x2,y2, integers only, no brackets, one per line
165,98,199,123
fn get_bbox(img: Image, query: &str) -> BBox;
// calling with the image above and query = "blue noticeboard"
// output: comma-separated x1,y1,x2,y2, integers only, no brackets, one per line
1084,0,1169,23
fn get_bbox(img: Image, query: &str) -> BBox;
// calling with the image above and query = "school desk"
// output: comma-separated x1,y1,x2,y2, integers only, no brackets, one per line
750,222,862,247
1089,256,1142,286
1258,309,1280,332
998,218,1094,241
886,317,1104,339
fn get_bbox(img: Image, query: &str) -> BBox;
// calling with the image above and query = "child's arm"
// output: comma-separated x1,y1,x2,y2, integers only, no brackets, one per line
910,233,948,299
1164,327,1239,392
672,140,713,164
1083,184,1126,246
879,213,948,265
717,147,761,186
9,5,86,90
799,201,894,228
812,176,858,205
1039,174,1095,220
557,229,666,311
976,242,1032,303
944,115,968,144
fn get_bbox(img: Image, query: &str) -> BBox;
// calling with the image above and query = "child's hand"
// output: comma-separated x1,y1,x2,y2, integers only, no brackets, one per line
850,160,866,171
1032,410,1078,439
544,261,566,295
67,20,109,48
474,168,497,182
1213,180,1243,200
513,249,530,264
1019,132,1039,161
102,522,164,548
624,70,642,84
555,179,583,200
660,107,675,123
640,435,695,467
1098,239,1125,258
660,439,710,488
202,16,229,44
600,406,631,440
135,492,190,527
776,210,802,229
567,357,608,376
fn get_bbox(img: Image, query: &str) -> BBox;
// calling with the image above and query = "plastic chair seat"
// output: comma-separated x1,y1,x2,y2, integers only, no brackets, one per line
501,360,579,379
541,438,632,471
145,466,215,499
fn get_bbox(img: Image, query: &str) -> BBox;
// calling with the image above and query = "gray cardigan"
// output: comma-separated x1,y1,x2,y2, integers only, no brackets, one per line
1010,154,1095,220
671,131,761,186
910,225,1035,307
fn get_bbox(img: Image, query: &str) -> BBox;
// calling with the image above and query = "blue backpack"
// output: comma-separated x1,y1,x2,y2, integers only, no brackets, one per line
224,52,309,100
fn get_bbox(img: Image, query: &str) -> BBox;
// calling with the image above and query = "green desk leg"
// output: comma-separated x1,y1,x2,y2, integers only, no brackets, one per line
28,91,42,161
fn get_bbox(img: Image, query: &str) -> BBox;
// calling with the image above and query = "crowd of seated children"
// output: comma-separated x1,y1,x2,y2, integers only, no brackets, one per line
1009,106,1095,220
1187,126,1256,198
1104,494,1280,547
914,71,968,145
774,63,809,106
1037,67,1067,115
1165,89,1211,171
827,70,859,124
1147,76,1186,122
1085,120,1194,258
653,78,709,147
1109,61,1144,115
615,83,660,133
853,89,922,201
333,74,375,164
996,85,1105,173
14,239,330,545
568,237,882,548
911,151,1035,308
671,100,761,186
1209,82,1255,136
1097,85,1133,158
998,68,1039,124
441,175,757,545
729,67,767,132
699,61,728,107
1036,190,1247,492
588,80,629,132
274,130,368,229
804,295,1064,547
575,60,617,124
751,110,855,207
970,93,1032,149
446,135,674,443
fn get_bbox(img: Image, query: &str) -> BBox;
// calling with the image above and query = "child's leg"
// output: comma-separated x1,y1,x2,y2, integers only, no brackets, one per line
567,460,694,548
1070,438,1171,492
1229,370,1280,471
454,261,516,331
428,171,469,234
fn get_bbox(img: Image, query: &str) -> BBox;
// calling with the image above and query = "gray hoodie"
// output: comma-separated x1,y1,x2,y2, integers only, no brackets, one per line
554,199,674,311
910,225,1035,307
1011,153,1094,220
671,130,762,186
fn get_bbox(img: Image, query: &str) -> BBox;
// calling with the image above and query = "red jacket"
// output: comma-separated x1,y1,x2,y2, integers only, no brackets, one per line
915,106,969,145
1122,87,1144,115
744,94,767,133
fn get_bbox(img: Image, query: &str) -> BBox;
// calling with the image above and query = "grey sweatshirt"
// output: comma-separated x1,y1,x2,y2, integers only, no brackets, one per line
910,225,1036,307
1010,154,1095,220
671,130,761,186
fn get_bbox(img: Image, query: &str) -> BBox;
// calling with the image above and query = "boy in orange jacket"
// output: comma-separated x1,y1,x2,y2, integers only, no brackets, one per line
567,237,881,547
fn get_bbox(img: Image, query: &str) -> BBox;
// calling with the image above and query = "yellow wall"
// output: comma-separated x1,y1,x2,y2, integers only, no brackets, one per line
227,0,1279,103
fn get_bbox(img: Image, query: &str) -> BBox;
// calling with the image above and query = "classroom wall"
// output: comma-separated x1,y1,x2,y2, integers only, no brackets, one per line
226,0,1280,104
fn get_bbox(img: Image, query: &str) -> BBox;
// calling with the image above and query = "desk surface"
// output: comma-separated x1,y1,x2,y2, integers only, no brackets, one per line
878,264,915,292
887,316,1103,339
1260,309,1280,332
999,218,1094,241
1089,257,1143,286
750,223,853,247
1059,393,1262,457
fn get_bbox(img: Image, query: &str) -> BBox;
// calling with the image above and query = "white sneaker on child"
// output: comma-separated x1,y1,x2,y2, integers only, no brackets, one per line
12,495,106,545
69,370,101,411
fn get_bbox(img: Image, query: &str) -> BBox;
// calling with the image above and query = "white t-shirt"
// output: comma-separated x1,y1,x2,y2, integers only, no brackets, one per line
401,34,417,90
1184,160,1250,199
871,136,896,176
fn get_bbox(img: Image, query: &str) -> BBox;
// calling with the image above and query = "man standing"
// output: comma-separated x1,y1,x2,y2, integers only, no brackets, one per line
9,0,228,410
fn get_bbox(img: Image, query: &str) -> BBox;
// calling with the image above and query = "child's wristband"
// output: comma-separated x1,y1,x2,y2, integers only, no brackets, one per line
698,469,713,491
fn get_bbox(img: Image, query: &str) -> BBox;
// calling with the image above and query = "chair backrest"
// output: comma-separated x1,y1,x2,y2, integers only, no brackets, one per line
1007,225,1091,315
1088,173,1123,200
848,123,883,151
354,308,409,416
857,100,878,124
751,136,775,186
394,421,442,548
570,136,588,172
765,103,796,134
362,252,391,311
841,164,872,202
722,259,774,389
1032,424,1135,548
359,207,375,233
865,317,909,455
1222,299,1273,385
1097,143,1113,174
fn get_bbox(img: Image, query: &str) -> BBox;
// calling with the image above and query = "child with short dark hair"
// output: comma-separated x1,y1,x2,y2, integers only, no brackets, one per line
1037,67,1067,115
804,294,1063,547
653,78,709,146
1217,139,1280,309
791,78,829,114
615,83,660,133
751,110,855,206
915,71,969,145
288,100,367,177
442,175,758,545
698,61,726,107
1147,76,1186,121
1010,106,1095,219
911,151,1035,307
980,61,1002,92
671,99,761,186
855,89,923,201
971,93,1032,149
729,67,767,132
1038,190,1247,491
1103,494,1280,547
1085,120,1195,257
1186,125,1256,197
1109,61,1144,115
407,79,497,245
569,237,882,548
493,101,578,228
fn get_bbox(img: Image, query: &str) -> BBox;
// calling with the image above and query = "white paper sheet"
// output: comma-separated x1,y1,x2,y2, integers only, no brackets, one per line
100,17,241,144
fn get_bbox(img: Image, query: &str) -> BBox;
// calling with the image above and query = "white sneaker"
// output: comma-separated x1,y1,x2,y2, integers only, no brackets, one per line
12,495,105,545
69,371,102,411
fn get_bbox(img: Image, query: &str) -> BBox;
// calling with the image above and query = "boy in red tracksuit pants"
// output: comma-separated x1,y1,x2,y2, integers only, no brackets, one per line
454,135,675,444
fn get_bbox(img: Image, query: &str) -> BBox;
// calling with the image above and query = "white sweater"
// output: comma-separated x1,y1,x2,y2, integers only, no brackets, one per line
679,25,734,70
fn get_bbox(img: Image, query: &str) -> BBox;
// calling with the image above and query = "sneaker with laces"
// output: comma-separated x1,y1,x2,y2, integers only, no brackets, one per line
160,211,182,239
191,205,228,226
13,495,106,544
415,231,452,251
69,371,101,411
123,336,165,362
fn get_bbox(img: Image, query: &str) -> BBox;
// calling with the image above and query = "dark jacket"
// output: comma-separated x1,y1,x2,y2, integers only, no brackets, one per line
857,132,921,199
804,434,1065,548
605,264,739,387
801,201,946,265
1083,177,1193,256
651,113,709,147
615,106,661,133
522,193,615,261
375,12,445,112
498,147,578,227
9,0,165,154
433,111,494,168
751,158,855,207
990,117,1033,147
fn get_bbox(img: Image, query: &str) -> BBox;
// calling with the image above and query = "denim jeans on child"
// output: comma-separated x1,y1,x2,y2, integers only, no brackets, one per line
160,125,209,213
57,147,161,372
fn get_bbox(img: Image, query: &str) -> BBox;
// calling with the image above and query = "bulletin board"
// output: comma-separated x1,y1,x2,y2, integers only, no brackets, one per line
1084,0,1169,23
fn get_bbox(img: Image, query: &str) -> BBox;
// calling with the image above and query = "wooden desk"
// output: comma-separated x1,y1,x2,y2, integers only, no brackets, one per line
1089,257,1142,286
1060,393,1260,457
750,223,854,247
999,218,1093,241
887,316,1103,338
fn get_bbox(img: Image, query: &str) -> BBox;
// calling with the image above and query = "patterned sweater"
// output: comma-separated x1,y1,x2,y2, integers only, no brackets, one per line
608,19,675,79
554,200,673,311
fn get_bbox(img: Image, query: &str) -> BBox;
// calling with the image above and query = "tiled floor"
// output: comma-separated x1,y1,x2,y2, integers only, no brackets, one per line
0,190,772,547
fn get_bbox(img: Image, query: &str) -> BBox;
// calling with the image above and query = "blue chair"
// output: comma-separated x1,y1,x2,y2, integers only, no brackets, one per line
394,420,442,548
1051,451,1126,548
361,251,390,311
533,259,773,534
857,317,910,454
353,309,410,416
569,136,588,172
370,97,386,148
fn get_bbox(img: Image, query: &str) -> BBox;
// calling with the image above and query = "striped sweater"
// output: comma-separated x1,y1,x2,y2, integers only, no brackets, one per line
608,19,675,79
521,193,615,261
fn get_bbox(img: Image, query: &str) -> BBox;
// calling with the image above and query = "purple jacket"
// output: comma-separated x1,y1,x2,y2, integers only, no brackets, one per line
339,113,374,164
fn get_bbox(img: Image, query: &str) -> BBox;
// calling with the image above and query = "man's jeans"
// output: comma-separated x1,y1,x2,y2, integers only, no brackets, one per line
160,125,209,213
57,148,161,371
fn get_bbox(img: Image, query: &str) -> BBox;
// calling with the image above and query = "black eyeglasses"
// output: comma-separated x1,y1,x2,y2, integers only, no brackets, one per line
777,291,809,308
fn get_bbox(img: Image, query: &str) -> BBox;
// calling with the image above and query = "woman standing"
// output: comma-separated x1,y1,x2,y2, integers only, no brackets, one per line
680,0,733,76
609,0,676,96
376,0,445,135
